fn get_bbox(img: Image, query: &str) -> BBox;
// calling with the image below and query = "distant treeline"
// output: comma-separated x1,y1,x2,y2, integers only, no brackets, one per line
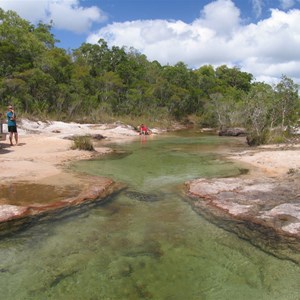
0,9,299,144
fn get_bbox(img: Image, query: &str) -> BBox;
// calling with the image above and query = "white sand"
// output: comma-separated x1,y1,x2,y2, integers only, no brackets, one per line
228,143,300,177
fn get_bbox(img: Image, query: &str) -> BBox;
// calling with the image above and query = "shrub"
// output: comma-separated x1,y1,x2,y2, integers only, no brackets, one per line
71,136,94,151
246,131,268,146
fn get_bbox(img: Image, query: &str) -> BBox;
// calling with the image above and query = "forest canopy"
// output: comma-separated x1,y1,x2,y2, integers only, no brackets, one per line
0,9,299,145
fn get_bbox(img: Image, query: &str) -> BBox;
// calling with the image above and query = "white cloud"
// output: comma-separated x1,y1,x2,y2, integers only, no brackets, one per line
87,0,300,85
198,0,241,35
279,0,296,9
0,0,107,33
87,0,241,66
0,0,49,22
251,0,264,18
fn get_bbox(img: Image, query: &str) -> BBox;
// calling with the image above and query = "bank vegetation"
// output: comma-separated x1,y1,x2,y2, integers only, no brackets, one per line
0,9,299,145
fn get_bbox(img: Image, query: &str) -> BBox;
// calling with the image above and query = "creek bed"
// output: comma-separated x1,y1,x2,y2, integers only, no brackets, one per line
0,131,300,299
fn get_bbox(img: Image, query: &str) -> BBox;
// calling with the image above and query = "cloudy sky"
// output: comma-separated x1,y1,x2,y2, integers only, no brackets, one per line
1,0,300,85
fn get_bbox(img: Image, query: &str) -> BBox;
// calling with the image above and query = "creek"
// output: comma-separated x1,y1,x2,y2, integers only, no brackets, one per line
0,131,300,299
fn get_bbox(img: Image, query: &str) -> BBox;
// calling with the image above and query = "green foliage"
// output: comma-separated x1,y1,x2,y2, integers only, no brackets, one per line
274,75,300,130
71,136,94,151
268,132,286,144
215,65,253,92
246,128,289,146
0,9,299,146
242,79,299,145
242,83,274,140
246,130,269,146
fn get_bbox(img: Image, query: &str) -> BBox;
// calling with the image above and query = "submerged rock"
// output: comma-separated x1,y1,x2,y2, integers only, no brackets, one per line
122,239,164,259
124,190,160,202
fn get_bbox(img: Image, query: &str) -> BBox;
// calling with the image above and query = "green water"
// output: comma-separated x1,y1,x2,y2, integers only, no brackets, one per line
0,132,300,299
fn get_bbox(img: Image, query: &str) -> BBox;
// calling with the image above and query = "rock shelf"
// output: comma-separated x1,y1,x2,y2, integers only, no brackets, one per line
186,173,300,263
0,177,122,237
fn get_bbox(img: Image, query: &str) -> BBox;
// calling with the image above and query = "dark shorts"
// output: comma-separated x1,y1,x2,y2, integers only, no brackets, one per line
8,125,17,133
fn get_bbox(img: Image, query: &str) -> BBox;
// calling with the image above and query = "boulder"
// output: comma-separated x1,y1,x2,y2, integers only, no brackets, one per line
218,127,246,136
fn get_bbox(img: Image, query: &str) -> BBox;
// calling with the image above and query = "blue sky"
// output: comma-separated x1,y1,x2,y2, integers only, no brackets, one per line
1,0,300,85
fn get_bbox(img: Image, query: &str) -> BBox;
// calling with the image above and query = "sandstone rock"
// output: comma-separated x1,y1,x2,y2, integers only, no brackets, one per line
0,177,121,237
0,205,28,222
186,174,300,263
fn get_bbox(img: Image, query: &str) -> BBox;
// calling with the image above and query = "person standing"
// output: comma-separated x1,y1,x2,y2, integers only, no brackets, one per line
0,112,3,134
6,105,18,146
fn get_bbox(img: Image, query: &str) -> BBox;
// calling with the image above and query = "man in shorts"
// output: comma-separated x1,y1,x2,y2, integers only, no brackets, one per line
6,105,18,146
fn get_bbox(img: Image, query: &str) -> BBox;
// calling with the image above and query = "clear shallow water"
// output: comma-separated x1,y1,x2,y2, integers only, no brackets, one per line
1,132,300,299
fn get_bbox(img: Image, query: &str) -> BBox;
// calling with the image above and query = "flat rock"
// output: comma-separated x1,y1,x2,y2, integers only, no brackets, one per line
0,205,29,222
186,174,300,263
0,177,122,237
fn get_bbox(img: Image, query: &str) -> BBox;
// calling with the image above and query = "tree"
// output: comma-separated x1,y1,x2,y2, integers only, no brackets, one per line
215,65,253,92
73,40,113,77
274,75,299,131
1,7,298,131
194,65,217,97
14,68,57,113
242,82,275,145
95,71,124,114
209,89,245,130
0,9,55,77
33,21,56,49
162,62,191,89
34,48,72,83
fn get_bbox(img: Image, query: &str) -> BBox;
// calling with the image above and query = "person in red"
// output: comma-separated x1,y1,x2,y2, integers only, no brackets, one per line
139,124,149,135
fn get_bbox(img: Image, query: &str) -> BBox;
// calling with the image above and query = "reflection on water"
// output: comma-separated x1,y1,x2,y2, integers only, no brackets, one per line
0,132,300,299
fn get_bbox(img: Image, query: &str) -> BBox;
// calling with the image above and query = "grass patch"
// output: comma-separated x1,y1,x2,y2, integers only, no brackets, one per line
71,136,94,151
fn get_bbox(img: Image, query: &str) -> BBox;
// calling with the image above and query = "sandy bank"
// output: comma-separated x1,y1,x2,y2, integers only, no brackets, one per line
228,143,300,178
0,119,141,185
0,119,146,233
